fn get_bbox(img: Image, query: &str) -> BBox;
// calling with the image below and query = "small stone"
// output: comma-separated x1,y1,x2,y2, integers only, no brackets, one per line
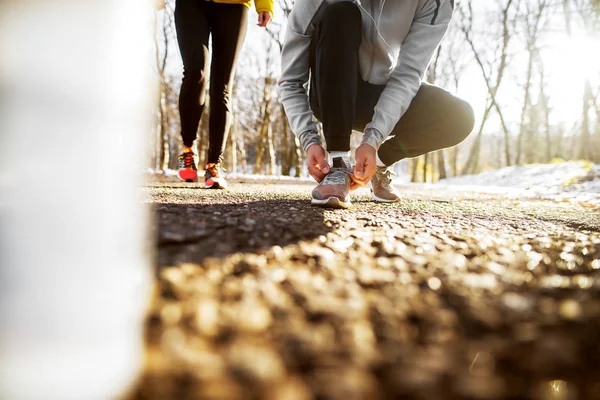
195,299,219,336
455,375,506,399
428,277,442,291
559,299,582,320
536,380,570,400
502,292,533,313
270,268,287,282
161,267,184,285
238,304,272,333
160,303,182,326
227,342,285,383
488,261,507,275
469,351,495,376
199,378,244,400
264,377,313,400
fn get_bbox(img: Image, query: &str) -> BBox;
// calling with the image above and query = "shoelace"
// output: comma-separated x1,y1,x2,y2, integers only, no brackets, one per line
378,168,395,186
181,151,195,168
322,168,350,185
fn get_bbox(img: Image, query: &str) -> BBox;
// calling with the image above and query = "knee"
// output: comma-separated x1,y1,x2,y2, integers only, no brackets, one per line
182,68,206,85
210,83,232,109
320,2,361,33
450,99,475,146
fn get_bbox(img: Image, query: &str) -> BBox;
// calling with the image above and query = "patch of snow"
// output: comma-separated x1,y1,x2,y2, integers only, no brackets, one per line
436,161,600,205
440,162,595,190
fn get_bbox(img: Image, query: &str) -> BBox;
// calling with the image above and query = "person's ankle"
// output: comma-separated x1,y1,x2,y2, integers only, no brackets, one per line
328,151,350,165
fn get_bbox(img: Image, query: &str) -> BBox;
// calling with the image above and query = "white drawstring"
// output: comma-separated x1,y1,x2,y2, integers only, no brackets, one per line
354,0,392,53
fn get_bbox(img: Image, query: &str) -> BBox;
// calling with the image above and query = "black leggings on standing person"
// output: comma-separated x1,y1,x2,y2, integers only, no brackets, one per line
175,0,248,164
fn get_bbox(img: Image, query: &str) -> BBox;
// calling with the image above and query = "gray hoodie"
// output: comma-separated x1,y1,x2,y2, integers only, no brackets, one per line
279,0,454,151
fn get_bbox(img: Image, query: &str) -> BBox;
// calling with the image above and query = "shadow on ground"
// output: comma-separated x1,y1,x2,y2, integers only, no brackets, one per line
154,199,331,268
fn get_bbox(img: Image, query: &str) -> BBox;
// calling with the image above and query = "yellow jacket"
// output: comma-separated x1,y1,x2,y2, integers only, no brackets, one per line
215,0,274,14
155,0,273,16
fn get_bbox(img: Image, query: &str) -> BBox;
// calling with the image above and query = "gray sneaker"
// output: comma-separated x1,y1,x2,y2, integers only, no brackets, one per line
371,166,400,202
311,157,352,209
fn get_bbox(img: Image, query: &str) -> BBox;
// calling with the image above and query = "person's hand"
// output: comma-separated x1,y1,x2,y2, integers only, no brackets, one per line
351,144,377,190
155,0,166,11
257,11,273,27
306,144,330,183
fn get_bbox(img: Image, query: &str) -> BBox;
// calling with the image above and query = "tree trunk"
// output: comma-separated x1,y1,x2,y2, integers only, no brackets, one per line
452,147,458,177
437,151,447,180
280,104,295,176
579,78,593,160
462,101,493,175
516,0,546,165
267,123,276,175
459,0,515,168
154,7,172,172
516,50,534,165
409,159,418,183
294,137,303,178
422,154,429,183
197,105,209,168
254,126,266,175
538,61,552,162
281,122,292,176
229,119,237,173
156,85,168,171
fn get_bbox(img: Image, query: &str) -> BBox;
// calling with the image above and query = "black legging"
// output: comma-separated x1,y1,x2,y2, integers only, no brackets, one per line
175,0,248,164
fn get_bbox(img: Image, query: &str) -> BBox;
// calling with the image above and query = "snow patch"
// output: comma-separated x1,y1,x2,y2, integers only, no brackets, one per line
437,161,600,205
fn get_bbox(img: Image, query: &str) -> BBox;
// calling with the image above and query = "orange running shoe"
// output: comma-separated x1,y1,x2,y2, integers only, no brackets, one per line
204,163,227,189
177,147,198,183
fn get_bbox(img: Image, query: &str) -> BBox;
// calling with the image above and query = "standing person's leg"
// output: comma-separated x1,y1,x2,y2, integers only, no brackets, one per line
202,3,247,189
377,83,475,166
309,2,362,157
206,4,248,165
174,0,210,182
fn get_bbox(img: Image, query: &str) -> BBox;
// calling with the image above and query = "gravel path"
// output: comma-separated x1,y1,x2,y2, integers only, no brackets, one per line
132,178,600,400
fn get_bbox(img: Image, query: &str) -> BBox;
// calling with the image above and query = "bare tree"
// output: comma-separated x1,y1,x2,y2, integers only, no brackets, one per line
460,0,517,173
254,42,278,174
515,0,548,165
153,1,175,171
265,0,303,176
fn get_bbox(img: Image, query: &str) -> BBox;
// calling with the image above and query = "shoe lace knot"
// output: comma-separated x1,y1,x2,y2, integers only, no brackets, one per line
379,168,395,186
181,151,195,168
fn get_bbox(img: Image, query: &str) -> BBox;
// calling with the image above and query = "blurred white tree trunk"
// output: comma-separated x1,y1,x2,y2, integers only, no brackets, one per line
0,1,153,399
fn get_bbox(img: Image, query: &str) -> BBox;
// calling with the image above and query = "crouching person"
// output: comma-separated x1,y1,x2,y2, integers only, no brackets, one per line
279,0,474,208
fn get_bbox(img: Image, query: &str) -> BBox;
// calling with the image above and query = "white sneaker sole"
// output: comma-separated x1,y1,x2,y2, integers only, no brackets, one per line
205,178,227,189
311,197,352,209
371,191,400,203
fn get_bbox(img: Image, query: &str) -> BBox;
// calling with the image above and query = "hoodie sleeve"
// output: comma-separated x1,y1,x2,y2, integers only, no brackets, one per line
278,11,322,152
254,0,274,14
362,0,453,151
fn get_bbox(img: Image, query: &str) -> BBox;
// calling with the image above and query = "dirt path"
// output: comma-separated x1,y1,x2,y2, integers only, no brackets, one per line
133,178,600,400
